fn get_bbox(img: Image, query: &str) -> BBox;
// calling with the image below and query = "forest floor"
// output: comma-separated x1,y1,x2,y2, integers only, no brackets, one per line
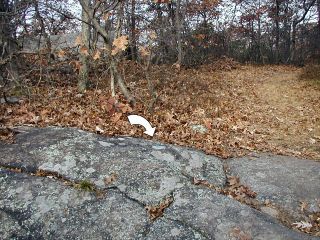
1,61,320,160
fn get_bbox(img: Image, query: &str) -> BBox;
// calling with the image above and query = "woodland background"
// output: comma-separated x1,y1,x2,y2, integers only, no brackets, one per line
1,0,320,97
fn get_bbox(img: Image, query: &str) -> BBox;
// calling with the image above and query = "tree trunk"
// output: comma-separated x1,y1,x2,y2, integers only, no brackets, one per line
275,0,280,63
78,0,91,93
176,0,183,66
257,0,264,64
317,0,320,35
290,22,297,63
34,1,51,57
110,60,135,105
110,0,124,97
0,0,19,90
156,3,165,62
283,2,291,62
289,0,316,63
129,0,137,60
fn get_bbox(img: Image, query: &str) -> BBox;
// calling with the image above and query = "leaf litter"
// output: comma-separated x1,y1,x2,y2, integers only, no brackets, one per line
2,62,318,160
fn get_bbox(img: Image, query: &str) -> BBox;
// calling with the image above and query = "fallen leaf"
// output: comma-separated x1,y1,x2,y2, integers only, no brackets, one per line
228,176,240,186
292,221,312,230
104,173,117,185
80,46,89,56
300,201,308,212
230,227,252,240
93,50,101,60
57,49,66,58
74,35,82,46
149,31,157,40
145,196,173,220
111,112,122,123
102,12,111,21
139,46,150,57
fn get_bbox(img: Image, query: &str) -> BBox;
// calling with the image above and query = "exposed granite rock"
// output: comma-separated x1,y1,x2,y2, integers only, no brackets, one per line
190,124,208,134
0,127,225,206
0,127,318,239
0,169,148,239
227,154,320,219
165,185,316,239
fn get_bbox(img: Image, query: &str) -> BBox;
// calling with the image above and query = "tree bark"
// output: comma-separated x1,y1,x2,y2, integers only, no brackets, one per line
317,0,320,35
156,3,165,62
257,0,264,64
0,0,19,90
34,1,51,56
115,1,124,38
78,0,91,92
275,0,280,63
129,0,137,60
289,0,316,63
290,22,297,63
176,0,183,66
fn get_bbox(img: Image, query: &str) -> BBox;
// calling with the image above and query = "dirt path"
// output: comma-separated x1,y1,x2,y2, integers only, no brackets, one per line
231,66,320,159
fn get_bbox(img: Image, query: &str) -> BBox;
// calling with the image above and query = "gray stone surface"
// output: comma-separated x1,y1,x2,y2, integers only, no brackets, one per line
227,154,320,218
0,127,225,205
144,219,207,240
0,127,318,239
190,124,208,134
166,186,315,240
0,169,148,239
0,96,20,104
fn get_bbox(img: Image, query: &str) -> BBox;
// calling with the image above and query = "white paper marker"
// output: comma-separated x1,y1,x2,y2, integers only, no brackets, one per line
128,115,156,137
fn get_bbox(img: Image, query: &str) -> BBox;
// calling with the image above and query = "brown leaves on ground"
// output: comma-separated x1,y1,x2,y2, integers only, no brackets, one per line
193,176,258,208
222,176,259,207
79,46,89,56
145,196,173,220
299,64,320,87
307,212,320,236
229,227,252,240
0,127,15,143
193,175,320,236
0,60,319,161
292,201,320,236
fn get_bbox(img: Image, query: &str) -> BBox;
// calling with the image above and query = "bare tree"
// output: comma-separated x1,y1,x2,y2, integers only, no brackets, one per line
78,0,135,105
0,0,21,99
176,0,183,66
78,0,91,92
129,0,137,60
274,0,280,63
289,0,316,63
33,0,52,57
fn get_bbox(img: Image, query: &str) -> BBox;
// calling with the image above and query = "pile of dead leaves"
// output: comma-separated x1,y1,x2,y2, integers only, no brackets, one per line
199,56,240,72
0,63,319,160
300,64,320,87
221,176,258,207
0,127,15,143
145,196,173,221
193,175,258,208
292,201,320,236
292,215,320,236
193,175,320,236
